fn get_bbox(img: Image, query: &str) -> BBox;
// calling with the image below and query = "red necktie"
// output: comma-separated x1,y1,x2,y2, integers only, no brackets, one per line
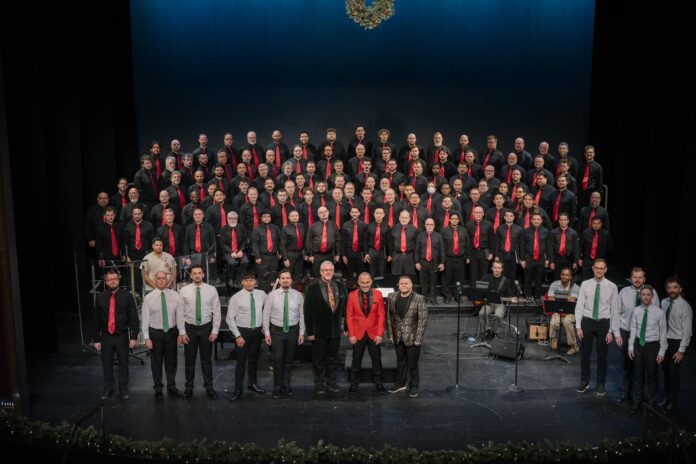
375,225,381,250
199,186,206,200
252,205,259,229
412,176,417,188
195,225,202,252
532,172,538,188
553,192,562,221
559,229,566,256
219,205,227,227
295,224,303,250
533,228,540,260
169,228,176,255
556,163,562,178
588,208,596,229
275,144,281,167
388,172,394,187
320,222,328,253
352,222,359,252
335,203,341,227
296,160,302,173
135,223,141,250
504,225,511,252
326,161,332,179
469,204,476,222
108,292,116,334
110,225,119,256
426,196,432,214
309,177,314,189
121,195,126,206
591,230,598,259
506,167,512,184
453,228,460,255
524,211,530,228
400,227,407,253
148,171,157,195
303,146,308,160
444,210,450,228
474,222,480,249
434,148,440,165
281,205,288,226
231,227,238,253
252,147,259,166
358,160,364,174
247,164,255,180
426,234,432,261
219,180,224,192
362,292,369,316
177,188,185,210
308,206,314,225
582,163,590,190
364,205,370,223
266,225,273,252
483,150,492,168
412,208,418,228
388,206,394,228
535,188,542,205
224,164,232,181
493,210,501,233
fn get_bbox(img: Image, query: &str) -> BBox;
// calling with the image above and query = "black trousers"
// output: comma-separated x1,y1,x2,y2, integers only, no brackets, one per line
351,334,382,385
285,251,304,283
552,255,574,281
499,255,518,282
270,324,299,387
368,248,387,277
234,326,263,391
391,252,415,275
524,260,545,297
312,253,334,276
312,337,341,385
469,251,488,285
664,338,683,405
223,254,249,282
256,254,279,290
442,256,466,299
343,250,364,283
100,332,130,392
620,328,634,397
631,339,660,407
395,341,421,387
580,318,610,384
149,327,179,391
418,259,438,298
184,321,213,391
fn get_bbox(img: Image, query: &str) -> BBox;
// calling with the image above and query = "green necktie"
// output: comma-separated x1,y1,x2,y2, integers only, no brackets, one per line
250,291,256,327
666,299,673,330
283,290,289,333
195,286,202,325
639,307,648,347
592,282,600,320
635,290,640,307
161,291,169,332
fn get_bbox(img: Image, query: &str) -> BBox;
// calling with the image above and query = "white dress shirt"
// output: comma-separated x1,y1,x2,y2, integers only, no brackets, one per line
262,287,305,336
226,288,267,337
618,285,659,332
628,304,668,356
575,277,621,336
178,282,222,335
661,296,693,352
141,288,184,339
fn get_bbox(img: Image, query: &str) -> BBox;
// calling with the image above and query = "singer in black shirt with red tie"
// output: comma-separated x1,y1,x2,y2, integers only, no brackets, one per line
157,216,184,258
494,210,525,282
580,217,613,280
94,269,139,399
96,207,125,268
440,213,469,303
134,155,159,207
465,207,495,285
125,208,155,262
252,212,281,290
547,212,580,280
521,213,550,297
280,210,306,283
414,219,445,305
578,145,604,207
341,207,367,285
184,209,216,265
220,211,249,286
549,175,577,226
306,206,340,277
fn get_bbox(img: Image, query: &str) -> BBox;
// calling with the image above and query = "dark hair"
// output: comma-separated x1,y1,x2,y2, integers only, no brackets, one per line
665,275,681,287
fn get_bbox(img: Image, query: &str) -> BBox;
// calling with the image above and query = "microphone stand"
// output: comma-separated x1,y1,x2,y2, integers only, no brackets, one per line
447,283,465,394
507,283,525,393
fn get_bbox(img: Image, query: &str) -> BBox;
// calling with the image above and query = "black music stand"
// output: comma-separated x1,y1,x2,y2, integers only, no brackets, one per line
469,285,503,349
447,283,466,394
543,298,576,364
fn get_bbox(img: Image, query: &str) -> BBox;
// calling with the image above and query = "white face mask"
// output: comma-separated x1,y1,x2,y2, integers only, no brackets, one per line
427,187,436,195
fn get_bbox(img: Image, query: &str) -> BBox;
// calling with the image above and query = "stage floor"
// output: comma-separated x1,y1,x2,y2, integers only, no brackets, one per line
27,310,695,450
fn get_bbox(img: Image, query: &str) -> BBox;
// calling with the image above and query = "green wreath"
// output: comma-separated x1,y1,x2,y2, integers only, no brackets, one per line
346,0,395,30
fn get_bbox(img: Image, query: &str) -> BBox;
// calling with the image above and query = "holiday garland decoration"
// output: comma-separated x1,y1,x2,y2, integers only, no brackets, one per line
2,414,695,463
346,0,395,30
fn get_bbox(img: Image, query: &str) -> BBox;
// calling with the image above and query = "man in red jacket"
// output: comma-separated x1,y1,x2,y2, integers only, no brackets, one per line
347,272,386,394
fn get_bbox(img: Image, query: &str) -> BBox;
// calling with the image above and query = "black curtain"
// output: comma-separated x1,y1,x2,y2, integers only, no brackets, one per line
589,1,695,292
1,2,137,351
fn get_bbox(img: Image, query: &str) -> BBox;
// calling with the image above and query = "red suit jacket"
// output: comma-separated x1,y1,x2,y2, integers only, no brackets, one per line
346,289,386,340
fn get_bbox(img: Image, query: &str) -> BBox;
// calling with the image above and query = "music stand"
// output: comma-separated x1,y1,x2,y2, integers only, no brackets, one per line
543,298,576,364
447,283,466,394
469,285,503,349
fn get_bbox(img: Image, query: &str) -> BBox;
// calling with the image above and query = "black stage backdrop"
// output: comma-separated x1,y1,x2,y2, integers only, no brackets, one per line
0,1,693,353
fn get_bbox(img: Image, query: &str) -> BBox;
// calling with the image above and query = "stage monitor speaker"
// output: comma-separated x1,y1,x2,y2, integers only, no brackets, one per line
489,338,525,360
526,319,549,341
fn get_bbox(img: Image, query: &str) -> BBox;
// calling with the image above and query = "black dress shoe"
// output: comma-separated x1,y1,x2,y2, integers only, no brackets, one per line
284,386,294,396
272,388,281,399
167,388,184,398
376,384,386,393
228,390,242,402
664,402,677,412
101,389,114,400
248,384,266,394
206,388,218,399
183,390,193,400
326,383,340,393
155,391,163,400
121,392,130,400
314,384,326,395
348,384,358,394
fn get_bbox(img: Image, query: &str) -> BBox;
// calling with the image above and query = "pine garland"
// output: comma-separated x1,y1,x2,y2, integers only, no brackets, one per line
1,414,694,463
346,0,395,30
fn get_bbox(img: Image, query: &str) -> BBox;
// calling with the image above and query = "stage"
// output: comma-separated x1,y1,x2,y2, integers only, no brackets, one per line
26,308,695,450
